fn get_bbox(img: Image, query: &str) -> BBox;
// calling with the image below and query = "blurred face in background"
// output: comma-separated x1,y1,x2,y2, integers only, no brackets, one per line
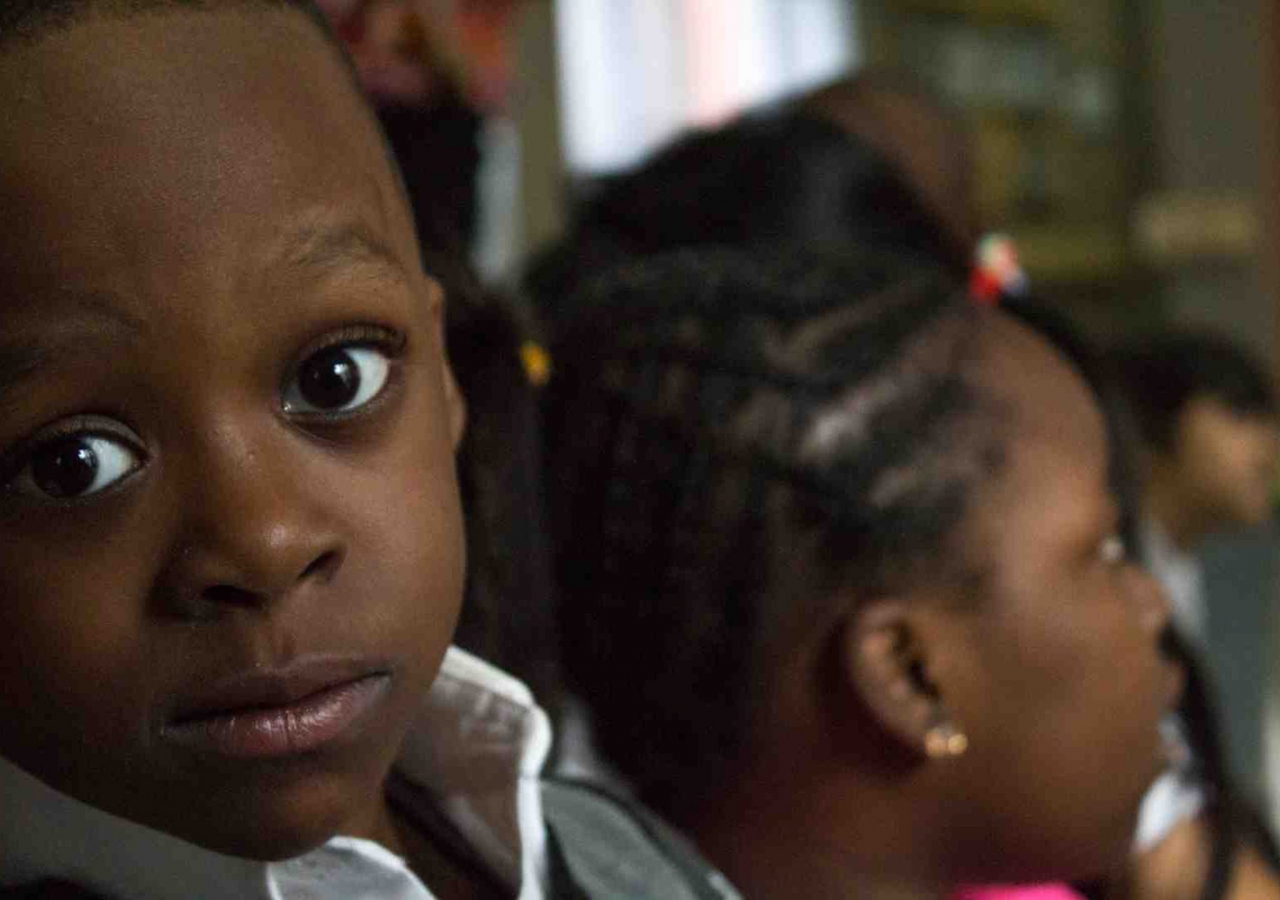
1170,396,1280,529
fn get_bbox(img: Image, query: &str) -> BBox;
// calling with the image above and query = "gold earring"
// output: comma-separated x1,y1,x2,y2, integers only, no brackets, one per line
924,722,968,759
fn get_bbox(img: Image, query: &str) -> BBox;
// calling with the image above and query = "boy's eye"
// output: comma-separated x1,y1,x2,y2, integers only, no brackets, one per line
19,433,142,500
1100,533,1127,565
283,344,392,416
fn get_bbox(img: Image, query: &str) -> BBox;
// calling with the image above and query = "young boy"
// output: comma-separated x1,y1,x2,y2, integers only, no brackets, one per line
1109,330,1279,646
0,2,567,896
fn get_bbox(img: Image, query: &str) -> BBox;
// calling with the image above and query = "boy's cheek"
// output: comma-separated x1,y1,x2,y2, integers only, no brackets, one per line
0,566,153,776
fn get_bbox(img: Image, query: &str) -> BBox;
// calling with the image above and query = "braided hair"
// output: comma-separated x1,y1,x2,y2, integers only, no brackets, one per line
526,109,967,337
546,247,1005,813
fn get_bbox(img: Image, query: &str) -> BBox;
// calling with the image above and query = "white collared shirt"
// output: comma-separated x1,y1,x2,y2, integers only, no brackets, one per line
0,647,552,900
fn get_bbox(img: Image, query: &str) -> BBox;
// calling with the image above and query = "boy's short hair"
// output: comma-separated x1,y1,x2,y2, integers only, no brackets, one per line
1108,330,1278,453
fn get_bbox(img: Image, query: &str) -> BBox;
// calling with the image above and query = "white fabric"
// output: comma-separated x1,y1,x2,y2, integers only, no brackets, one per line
1134,768,1205,852
1131,521,1208,852
1143,517,1207,645
0,646,551,900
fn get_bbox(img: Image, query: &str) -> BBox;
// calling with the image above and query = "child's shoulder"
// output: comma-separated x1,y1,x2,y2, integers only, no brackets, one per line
541,778,741,900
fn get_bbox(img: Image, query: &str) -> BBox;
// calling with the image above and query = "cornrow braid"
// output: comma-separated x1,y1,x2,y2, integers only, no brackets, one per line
547,247,1005,813
525,109,967,338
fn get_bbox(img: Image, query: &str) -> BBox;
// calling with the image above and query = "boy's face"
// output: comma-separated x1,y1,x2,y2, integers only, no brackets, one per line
1173,396,1280,530
0,6,466,859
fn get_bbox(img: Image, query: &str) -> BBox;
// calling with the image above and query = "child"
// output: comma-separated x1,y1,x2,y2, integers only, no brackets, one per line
545,247,1183,899
0,1,587,896
1107,330,1279,646
1104,331,1280,900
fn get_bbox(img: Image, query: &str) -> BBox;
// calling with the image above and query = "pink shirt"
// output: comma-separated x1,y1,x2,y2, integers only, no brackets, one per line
953,884,1087,900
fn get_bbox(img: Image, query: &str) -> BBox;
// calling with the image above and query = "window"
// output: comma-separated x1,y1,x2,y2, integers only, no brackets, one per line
555,0,859,175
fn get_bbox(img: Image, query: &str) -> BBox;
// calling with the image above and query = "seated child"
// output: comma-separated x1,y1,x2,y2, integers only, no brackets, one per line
1107,330,1279,646
528,87,1257,899
544,247,1184,899
0,1,629,897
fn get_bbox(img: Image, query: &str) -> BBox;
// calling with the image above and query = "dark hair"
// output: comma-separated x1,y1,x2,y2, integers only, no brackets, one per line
526,109,968,336
546,247,1002,812
1108,330,1277,454
446,285,561,714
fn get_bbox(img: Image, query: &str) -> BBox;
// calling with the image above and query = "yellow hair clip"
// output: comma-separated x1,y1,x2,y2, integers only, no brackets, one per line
520,341,551,387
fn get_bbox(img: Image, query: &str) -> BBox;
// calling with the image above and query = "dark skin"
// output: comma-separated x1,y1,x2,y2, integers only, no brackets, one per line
683,314,1180,900
0,7,503,897
802,73,1280,900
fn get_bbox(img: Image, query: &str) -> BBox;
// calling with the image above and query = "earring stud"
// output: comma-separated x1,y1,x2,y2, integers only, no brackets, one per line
924,723,968,759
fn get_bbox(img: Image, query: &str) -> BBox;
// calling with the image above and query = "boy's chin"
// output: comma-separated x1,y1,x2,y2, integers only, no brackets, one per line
45,751,399,862
150,771,390,862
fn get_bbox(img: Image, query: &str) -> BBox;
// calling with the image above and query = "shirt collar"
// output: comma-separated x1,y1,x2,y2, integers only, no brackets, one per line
0,646,551,900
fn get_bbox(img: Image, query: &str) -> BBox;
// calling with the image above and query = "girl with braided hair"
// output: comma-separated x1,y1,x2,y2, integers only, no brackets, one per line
542,247,1181,900
527,80,1275,900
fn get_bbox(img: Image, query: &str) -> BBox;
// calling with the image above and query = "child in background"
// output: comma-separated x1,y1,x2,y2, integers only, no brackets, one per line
544,246,1182,899
1105,331,1280,900
1108,332,1279,647
528,83,1273,900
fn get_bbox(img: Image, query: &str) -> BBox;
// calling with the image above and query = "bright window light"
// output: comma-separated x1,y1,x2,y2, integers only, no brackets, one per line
555,0,860,175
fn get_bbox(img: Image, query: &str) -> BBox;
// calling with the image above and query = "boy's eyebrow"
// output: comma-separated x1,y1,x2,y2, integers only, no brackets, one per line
0,292,145,405
0,343,48,405
278,220,405,276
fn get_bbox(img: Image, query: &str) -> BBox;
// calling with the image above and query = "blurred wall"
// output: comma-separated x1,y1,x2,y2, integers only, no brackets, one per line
515,0,567,273
1148,0,1272,357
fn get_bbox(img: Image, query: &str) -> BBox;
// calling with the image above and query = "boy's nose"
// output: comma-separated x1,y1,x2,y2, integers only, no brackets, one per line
155,425,345,617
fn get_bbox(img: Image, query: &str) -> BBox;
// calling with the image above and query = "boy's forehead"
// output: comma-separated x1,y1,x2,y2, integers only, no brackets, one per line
0,3,417,307
0,3,361,148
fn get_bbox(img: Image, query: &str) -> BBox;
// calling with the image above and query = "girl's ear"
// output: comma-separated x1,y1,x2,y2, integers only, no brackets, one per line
839,598,967,759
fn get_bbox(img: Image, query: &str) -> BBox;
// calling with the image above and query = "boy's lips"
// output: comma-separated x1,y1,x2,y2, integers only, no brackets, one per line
162,657,393,760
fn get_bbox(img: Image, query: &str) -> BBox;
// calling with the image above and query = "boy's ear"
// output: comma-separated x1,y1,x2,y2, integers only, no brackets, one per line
426,278,468,449
443,361,467,451
838,598,953,755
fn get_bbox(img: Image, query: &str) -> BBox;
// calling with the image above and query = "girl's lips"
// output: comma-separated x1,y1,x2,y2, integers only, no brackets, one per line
162,666,392,760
